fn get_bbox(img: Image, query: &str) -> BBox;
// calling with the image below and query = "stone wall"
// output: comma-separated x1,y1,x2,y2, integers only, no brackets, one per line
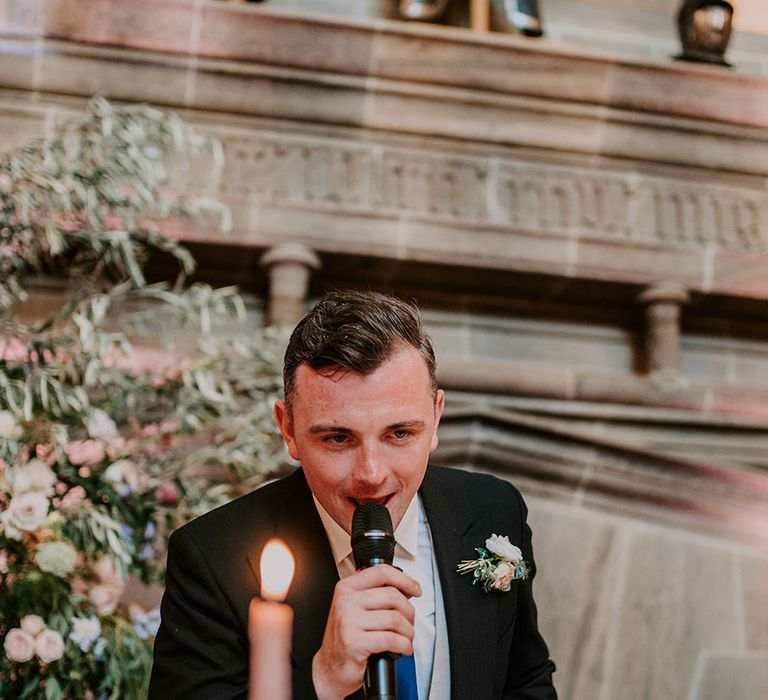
2,2,768,698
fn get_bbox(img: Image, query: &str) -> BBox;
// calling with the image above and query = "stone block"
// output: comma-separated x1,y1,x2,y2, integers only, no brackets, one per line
524,502,626,700
606,530,741,700
691,653,768,700
30,46,191,106
0,39,38,92
709,250,768,298
396,219,574,274
0,0,43,36
197,4,376,72
188,62,369,126
0,102,48,148
740,553,768,650
464,317,634,373
40,0,196,55
574,236,705,288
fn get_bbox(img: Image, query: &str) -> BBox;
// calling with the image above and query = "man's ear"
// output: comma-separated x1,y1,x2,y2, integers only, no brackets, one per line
273,400,300,461
430,389,445,452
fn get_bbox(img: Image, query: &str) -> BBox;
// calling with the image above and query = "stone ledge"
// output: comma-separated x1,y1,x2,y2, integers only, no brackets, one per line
3,0,768,131
435,403,768,547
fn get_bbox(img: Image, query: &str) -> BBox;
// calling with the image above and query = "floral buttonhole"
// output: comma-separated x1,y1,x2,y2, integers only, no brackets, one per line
456,534,530,593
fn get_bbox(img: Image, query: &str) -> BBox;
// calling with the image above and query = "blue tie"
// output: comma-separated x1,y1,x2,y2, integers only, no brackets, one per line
396,653,418,700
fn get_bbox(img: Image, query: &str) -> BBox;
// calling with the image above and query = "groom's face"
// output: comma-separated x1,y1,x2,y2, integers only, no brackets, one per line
274,344,444,534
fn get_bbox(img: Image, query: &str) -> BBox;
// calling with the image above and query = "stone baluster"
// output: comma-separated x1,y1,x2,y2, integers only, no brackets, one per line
259,243,320,326
637,282,689,378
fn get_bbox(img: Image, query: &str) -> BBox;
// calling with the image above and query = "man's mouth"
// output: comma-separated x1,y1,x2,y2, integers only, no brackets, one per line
348,495,393,508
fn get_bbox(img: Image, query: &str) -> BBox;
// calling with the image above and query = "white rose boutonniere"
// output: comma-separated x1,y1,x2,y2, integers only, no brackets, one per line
456,533,530,592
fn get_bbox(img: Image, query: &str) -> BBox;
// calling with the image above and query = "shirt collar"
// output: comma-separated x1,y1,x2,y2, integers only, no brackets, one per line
313,494,420,568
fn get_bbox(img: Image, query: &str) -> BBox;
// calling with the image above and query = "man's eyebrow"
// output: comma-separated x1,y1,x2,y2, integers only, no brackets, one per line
387,420,425,430
308,425,353,434
307,420,426,434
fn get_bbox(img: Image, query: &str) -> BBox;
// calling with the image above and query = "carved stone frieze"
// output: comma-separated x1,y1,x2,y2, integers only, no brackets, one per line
214,130,768,252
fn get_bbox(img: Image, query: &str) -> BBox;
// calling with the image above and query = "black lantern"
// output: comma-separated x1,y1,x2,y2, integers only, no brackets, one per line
676,0,734,66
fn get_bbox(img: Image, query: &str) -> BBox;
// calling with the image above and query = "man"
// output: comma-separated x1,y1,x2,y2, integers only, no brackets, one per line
149,290,557,699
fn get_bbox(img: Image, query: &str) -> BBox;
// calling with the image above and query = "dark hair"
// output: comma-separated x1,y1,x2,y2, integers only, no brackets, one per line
283,290,437,412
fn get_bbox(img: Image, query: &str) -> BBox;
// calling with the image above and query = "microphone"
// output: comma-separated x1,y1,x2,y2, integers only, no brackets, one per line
351,503,398,700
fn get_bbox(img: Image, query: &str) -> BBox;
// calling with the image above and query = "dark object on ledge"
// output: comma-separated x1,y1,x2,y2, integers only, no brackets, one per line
495,0,544,37
676,0,734,66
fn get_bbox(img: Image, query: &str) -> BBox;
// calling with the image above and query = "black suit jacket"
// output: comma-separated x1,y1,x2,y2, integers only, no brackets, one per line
149,466,557,699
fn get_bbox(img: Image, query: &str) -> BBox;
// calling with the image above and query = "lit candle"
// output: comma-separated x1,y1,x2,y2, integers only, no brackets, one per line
248,538,295,700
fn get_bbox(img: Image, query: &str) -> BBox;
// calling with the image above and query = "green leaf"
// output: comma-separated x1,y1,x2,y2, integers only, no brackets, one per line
44,676,62,700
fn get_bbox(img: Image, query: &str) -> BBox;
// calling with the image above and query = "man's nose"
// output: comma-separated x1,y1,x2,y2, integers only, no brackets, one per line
352,442,388,488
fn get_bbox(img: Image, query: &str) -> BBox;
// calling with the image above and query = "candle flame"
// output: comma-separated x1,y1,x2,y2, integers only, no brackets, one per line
259,539,295,602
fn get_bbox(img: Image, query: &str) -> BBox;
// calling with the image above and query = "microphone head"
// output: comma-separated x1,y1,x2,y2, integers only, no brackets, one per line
351,503,396,569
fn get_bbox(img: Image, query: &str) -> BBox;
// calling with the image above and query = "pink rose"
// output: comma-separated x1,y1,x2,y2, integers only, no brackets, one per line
89,584,122,615
70,576,88,597
64,440,105,466
35,444,54,461
20,615,45,637
106,347,179,378
159,420,180,434
106,436,132,460
491,562,516,592
0,338,28,363
141,423,159,438
34,629,64,663
59,486,87,511
93,555,122,587
4,628,34,663
155,480,180,505
0,549,8,574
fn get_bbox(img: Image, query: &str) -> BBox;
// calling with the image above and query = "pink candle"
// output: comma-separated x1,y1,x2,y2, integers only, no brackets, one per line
248,539,295,700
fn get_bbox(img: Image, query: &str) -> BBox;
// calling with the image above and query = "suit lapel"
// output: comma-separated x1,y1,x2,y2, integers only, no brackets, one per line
420,468,498,700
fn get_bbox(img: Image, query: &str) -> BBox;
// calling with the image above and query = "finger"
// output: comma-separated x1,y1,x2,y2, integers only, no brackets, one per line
358,609,414,640
356,588,415,623
347,564,422,597
360,630,414,658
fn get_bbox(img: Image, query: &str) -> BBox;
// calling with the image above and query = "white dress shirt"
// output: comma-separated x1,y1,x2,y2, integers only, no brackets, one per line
313,495,451,700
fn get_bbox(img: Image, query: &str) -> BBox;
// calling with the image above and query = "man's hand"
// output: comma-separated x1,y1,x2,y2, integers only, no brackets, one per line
312,565,422,700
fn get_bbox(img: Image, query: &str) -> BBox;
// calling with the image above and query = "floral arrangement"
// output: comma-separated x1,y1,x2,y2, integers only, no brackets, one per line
0,98,288,699
456,534,530,593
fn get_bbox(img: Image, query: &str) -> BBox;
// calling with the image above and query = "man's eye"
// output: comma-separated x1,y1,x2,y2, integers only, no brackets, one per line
324,434,348,444
392,430,411,440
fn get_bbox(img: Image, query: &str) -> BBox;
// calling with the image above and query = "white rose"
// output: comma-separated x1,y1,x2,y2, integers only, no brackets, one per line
2,492,49,535
89,584,122,615
12,460,56,496
35,541,78,577
19,615,45,637
69,616,101,652
3,628,35,663
34,629,64,663
104,459,140,494
0,410,21,440
0,549,8,574
485,534,523,563
0,510,22,540
87,409,118,440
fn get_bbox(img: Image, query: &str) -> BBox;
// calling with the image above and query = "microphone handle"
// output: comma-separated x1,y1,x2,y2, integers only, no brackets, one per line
364,653,397,700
